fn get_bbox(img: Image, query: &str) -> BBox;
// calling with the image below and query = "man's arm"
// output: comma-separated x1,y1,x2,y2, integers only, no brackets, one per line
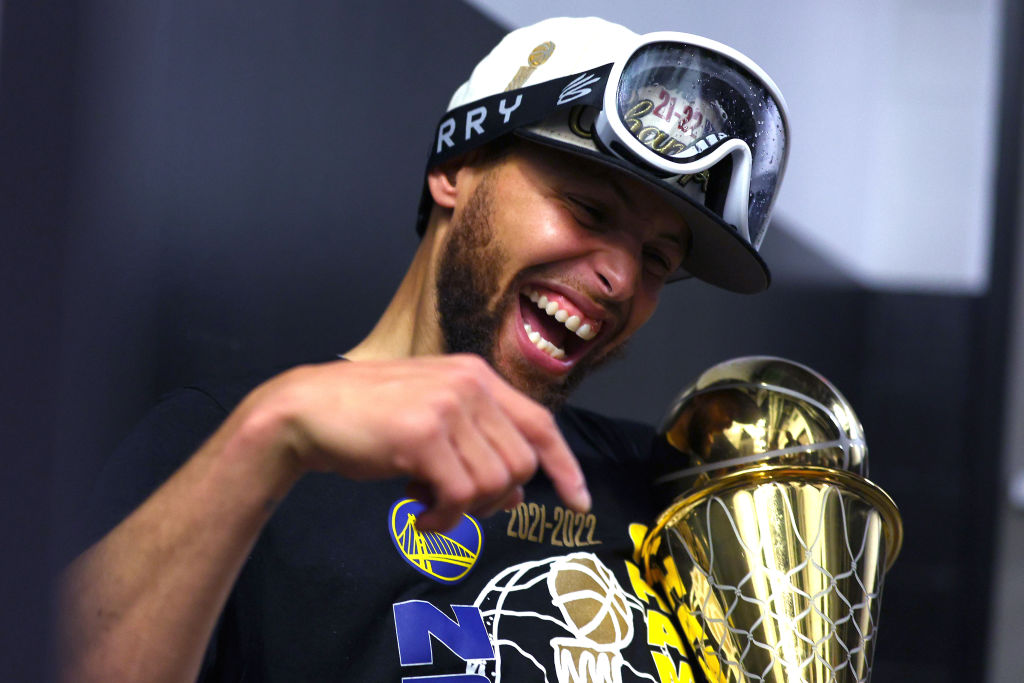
58,355,589,683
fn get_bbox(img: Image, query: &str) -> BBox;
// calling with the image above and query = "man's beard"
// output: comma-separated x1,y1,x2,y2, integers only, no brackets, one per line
435,173,625,409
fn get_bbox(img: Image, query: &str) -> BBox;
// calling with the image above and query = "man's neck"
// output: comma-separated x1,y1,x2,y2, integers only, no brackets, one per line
344,222,448,361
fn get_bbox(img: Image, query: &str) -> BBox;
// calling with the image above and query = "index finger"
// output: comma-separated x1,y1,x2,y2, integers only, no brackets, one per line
482,374,591,513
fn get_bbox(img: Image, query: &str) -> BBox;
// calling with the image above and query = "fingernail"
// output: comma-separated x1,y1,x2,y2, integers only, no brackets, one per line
503,487,525,511
576,487,592,513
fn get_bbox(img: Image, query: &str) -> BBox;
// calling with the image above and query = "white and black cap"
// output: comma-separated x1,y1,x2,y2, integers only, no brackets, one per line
421,17,790,294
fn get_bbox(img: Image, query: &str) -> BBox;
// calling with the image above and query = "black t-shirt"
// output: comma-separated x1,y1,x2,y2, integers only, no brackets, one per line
80,372,705,682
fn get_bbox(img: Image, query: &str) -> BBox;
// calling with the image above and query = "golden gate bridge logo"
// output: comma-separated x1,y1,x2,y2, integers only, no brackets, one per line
388,498,483,583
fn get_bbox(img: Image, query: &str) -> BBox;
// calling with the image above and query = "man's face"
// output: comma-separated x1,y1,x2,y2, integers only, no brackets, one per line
436,142,690,408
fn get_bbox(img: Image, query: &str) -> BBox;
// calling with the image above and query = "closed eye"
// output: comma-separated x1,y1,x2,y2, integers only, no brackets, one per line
644,248,674,275
645,237,686,279
566,196,607,226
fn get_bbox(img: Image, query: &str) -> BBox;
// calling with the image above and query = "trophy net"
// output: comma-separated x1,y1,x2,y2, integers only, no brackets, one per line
644,467,901,683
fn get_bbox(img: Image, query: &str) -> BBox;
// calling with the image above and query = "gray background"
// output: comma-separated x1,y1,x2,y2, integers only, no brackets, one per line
3,1,1021,680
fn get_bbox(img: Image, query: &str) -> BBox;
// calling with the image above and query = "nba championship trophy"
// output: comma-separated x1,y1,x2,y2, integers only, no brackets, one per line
641,357,902,683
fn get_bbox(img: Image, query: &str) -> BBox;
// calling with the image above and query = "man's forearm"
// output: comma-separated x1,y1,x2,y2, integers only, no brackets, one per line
58,401,302,683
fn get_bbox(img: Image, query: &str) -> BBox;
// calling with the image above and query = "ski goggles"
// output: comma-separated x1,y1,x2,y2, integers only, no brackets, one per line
426,32,790,293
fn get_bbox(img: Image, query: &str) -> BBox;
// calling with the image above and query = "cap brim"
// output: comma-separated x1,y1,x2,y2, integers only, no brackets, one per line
514,129,771,294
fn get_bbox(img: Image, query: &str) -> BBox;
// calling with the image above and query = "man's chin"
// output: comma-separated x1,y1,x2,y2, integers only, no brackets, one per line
499,357,572,410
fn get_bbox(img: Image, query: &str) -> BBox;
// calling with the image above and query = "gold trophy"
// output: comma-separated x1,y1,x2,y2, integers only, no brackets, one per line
641,357,902,683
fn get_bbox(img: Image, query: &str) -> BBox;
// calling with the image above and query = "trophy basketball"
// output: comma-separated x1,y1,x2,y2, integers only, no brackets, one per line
641,357,903,683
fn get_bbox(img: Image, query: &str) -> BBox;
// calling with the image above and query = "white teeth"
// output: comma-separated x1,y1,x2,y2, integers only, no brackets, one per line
522,287,601,343
522,322,565,359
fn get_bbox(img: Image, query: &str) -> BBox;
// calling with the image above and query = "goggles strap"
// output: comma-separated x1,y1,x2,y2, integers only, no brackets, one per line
428,63,612,168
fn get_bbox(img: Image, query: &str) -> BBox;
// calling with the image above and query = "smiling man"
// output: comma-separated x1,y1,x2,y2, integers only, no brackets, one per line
60,17,789,683
374,141,690,411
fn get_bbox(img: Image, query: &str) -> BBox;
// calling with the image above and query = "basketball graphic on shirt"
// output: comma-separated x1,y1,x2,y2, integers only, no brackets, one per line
548,554,634,648
467,550,694,683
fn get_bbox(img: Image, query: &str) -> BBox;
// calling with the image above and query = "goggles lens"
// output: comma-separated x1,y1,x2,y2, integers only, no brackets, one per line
610,41,787,247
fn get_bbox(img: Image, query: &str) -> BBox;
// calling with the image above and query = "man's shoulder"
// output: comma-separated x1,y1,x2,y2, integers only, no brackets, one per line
175,368,278,414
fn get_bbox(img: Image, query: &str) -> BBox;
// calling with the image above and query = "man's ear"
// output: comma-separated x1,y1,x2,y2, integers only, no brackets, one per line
426,149,490,209
426,160,461,210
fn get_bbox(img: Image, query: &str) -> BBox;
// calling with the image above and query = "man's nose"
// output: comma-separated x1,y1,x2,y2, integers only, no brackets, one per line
591,236,641,301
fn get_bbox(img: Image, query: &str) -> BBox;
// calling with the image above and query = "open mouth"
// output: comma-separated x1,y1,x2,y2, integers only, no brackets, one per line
518,285,603,362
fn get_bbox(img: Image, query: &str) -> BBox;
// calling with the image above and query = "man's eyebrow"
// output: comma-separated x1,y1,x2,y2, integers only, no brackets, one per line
598,174,639,212
661,229,690,255
567,164,638,212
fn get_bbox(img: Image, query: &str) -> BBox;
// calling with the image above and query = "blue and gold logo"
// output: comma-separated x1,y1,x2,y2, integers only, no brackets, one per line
388,498,483,584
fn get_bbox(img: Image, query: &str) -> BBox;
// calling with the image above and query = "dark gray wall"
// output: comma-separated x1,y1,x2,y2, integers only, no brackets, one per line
1,2,77,679
1,1,1007,680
